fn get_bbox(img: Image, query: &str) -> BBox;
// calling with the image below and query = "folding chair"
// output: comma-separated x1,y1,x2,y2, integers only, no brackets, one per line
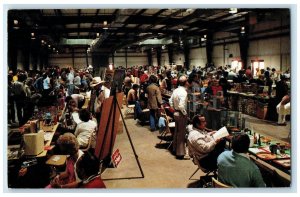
125,98,135,115
188,154,217,181
212,177,232,188
188,166,217,180
158,107,175,150
46,155,67,178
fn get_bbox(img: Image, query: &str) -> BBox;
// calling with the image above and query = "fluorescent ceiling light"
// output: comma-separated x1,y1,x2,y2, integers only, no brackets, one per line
229,8,238,14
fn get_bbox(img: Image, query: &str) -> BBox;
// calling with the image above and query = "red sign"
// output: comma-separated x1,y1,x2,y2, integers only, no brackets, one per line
111,149,122,167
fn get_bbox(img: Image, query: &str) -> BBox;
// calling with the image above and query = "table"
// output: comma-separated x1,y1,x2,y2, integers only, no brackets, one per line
247,135,291,174
226,131,291,187
227,91,274,120
37,123,59,157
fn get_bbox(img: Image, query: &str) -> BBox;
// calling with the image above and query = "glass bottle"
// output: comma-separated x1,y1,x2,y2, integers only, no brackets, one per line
258,134,261,146
253,132,257,144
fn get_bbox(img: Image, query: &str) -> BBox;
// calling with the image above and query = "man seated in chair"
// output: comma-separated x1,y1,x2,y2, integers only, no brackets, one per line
127,84,139,105
217,133,266,187
187,115,226,172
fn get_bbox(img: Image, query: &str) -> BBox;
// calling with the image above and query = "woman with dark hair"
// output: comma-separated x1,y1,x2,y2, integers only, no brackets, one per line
76,151,106,188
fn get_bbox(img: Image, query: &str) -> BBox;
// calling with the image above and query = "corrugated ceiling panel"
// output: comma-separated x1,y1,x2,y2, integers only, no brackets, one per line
61,9,78,15
80,23,93,28
66,24,78,28
126,24,138,28
68,33,78,36
152,25,165,29
81,9,98,15
42,9,56,16
79,32,89,36
142,9,160,16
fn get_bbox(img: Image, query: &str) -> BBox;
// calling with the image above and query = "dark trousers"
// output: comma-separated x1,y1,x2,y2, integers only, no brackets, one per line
173,111,188,157
8,96,16,123
78,97,86,109
199,139,226,171
14,97,24,125
149,109,157,130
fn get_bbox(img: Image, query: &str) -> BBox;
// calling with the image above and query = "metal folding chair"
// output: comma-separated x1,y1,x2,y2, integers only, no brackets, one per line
158,107,175,150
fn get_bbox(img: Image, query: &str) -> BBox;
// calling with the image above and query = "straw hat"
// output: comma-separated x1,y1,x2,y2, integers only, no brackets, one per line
90,77,104,87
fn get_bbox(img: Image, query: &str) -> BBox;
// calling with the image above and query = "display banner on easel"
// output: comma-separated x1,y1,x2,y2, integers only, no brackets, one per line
95,93,123,161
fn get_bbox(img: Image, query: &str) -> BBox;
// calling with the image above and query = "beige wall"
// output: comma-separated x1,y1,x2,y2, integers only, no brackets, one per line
109,52,148,68
248,36,290,72
42,36,290,73
48,54,92,69
190,47,207,68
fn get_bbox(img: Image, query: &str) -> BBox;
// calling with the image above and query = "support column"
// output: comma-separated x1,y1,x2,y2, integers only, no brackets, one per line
156,47,162,67
91,52,109,78
147,49,153,66
72,48,75,68
125,48,128,68
183,45,190,70
30,39,39,71
205,33,213,67
112,52,115,66
86,49,89,66
22,46,30,71
8,35,18,73
38,46,44,71
239,27,249,69
168,46,174,65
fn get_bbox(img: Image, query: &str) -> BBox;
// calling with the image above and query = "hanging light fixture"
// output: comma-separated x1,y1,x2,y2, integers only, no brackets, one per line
31,32,36,40
13,20,20,29
241,26,245,34
96,32,100,37
178,10,184,31
103,9,108,30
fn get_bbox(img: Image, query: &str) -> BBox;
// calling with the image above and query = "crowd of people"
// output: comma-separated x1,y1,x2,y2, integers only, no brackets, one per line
8,62,290,188
118,64,290,187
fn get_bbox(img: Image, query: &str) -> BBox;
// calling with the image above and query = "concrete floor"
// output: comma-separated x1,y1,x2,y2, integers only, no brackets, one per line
100,108,290,189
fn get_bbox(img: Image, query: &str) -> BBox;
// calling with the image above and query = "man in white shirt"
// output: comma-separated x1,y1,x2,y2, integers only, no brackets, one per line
74,109,97,148
65,94,86,109
73,73,82,87
101,81,111,99
169,75,189,159
42,73,52,97
187,115,225,171
67,68,75,96
71,94,86,109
